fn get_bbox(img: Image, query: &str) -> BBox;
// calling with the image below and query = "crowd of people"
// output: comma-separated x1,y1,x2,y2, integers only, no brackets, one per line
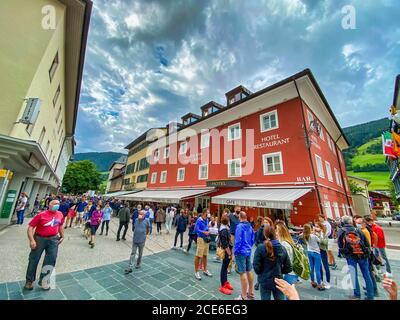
16,192,397,300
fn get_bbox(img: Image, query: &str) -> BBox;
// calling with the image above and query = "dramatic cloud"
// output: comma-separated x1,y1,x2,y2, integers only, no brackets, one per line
76,0,400,153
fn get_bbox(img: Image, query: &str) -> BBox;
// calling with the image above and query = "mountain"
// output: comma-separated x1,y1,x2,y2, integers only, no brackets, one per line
343,117,391,190
73,152,126,172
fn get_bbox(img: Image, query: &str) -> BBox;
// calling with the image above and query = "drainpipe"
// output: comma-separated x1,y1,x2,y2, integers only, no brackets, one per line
293,79,324,216
334,134,353,215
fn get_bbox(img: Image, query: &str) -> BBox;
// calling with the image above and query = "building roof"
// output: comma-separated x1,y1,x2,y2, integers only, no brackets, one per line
177,69,350,147
225,85,252,98
108,155,127,171
181,113,202,120
348,175,371,185
200,101,224,110
124,127,165,150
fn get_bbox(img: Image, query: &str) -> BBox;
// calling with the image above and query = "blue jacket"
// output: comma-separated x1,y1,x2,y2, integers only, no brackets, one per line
132,209,139,224
195,217,209,238
234,222,254,256
176,215,188,232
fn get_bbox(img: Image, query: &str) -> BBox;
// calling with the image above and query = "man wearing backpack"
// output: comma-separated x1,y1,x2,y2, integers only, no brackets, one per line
337,216,374,300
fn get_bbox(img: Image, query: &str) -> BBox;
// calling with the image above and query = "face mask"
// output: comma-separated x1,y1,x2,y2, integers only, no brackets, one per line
51,205,60,211
356,223,362,228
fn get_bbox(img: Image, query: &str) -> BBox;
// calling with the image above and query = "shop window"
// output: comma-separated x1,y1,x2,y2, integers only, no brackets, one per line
199,164,208,180
177,168,185,181
315,155,325,178
228,123,241,141
325,161,333,182
160,171,167,183
228,158,242,177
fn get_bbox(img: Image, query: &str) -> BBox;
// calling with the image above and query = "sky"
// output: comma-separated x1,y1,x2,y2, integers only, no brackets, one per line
75,0,400,153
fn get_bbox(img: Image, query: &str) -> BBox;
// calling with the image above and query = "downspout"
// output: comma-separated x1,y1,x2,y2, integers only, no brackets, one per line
334,134,353,215
293,79,324,216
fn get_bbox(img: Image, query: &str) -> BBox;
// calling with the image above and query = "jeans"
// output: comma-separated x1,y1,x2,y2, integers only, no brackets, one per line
375,248,391,274
283,274,298,285
16,209,25,224
100,220,110,234
129,242,145,268
260,284,285,300
368,258,378,294
346,257,374,300
149,218,154,235
220,251,230,286
156,222,162,233
174,231,184,247
117,221,129,240
320,249,331,283
26,235,59,283
308,251,322,285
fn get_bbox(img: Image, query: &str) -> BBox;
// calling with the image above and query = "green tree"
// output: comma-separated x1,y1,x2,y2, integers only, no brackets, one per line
349,180,364,195
62,160,101,194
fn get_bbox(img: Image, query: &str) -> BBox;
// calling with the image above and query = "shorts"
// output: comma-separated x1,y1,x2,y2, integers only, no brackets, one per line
90,225,99,235
77,212,84,219
235,254,252,273
327,238,335,250
85,221,91,229
196,237,209,257
67,211,76,218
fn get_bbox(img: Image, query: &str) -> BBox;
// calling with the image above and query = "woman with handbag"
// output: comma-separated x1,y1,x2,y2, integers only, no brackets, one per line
218,214,234,295
316,222,331,289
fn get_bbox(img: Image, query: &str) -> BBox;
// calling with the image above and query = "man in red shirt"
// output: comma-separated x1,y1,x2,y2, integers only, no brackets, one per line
24,199,65,291
365,217,392,276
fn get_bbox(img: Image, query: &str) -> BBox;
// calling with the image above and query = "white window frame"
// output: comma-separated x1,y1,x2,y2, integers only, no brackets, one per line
262,152,283,175
341,203,347,216
307,110,314,125
177,168,185,181
151,172,157,184
201,132,210,149
160,171,167,183
227,123,241,141
154,149,160,162
334,168,342,187
319,127,325,141
179,141,187,154
198,164,208,180
260,110,279,133
325,161,333,182
327,136,332,151
324,201,333,219
315,154,325,178
332,202,340,218
164,147,170,158
228,158,242,177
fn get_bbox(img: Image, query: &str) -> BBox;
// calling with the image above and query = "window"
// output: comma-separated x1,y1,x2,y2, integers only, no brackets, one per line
123,178,130,186
58,119,63,135
154,149,160,162
160,171,167,183
199,164,208,180
228,158,242,177
26,123,34,135
177,168,185,181
334,168,343,187
307,110,314,125
327,136,332,151
201,132,210,149
325,161,333,182
179,141,187,154
324,201,333,219
263,152,283,175
53,85,60,107
260,110,279,132
315,155,324,178
341,203,347,216
137,174,148,183
164,147,170,158
137,157,150,171
49,51,59,82
126,163,135,174
56,105,62,123
228,123,241,141
151,172,157,184
332,202,340,218
319,127,325,141
38,127,46,145
45,140,50,154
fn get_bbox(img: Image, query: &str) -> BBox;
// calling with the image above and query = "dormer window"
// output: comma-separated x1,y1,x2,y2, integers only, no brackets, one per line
201,101,224,117
181,113,201,126
225,85,252,105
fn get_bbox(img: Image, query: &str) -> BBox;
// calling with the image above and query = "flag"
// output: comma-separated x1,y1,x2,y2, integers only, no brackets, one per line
382,131,396,158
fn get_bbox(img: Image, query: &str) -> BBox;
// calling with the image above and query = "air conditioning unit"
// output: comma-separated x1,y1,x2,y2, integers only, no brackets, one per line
20,98,42,124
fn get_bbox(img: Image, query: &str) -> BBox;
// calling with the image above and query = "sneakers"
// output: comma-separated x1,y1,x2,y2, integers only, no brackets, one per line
203,270,212,277
219,286,232,295
195,272,202,280
90,243,95,248
247,293,255,300
24,281,33,291
41,282,51,291
116,238,120,241
124,268,133,274
171,246,176,250
224,281,234,291
311,281,318,288
317,284,325,291
323,282,331,289
235,294,247,300
135,264,141,269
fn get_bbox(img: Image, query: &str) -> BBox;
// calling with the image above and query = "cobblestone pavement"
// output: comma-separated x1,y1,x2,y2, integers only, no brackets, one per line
1,241,399,300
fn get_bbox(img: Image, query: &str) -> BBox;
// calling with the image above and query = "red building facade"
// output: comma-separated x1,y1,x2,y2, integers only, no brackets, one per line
125,69,353,226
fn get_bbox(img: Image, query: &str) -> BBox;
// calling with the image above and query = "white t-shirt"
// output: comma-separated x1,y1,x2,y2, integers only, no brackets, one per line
17,196,28,211
323,220,332,238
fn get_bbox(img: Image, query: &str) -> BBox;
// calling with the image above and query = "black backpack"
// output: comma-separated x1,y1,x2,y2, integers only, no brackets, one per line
341,228,369,259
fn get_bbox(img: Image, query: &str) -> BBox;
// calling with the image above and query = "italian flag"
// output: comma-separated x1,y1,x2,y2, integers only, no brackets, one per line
382,131,396,159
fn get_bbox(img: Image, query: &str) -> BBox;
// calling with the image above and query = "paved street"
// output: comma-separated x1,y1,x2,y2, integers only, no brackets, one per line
0,218,399,300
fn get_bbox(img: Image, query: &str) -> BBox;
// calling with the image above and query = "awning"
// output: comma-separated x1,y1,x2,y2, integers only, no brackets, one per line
102,190,140,198
211,188,312,210
119,188,214,203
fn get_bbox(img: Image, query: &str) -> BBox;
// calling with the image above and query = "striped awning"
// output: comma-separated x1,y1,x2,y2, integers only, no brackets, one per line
211,188,312,210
